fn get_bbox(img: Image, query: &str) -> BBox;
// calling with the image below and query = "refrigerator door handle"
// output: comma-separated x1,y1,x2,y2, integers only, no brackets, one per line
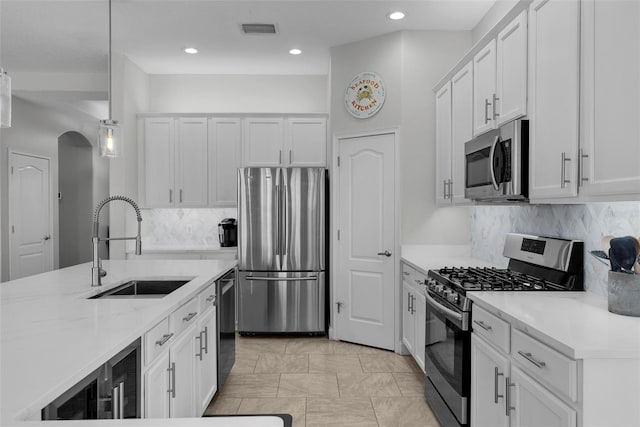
275,184,281,257
246,276,318,282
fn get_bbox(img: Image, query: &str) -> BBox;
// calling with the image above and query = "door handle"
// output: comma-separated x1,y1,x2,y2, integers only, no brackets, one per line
377,250,392,257
336,301,343,313
43,235,51,241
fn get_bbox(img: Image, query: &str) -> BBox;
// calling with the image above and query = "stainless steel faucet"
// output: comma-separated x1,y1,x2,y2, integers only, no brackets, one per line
92,195,142,287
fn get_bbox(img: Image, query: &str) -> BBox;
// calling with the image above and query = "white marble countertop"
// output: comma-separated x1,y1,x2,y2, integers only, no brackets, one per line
128,247,237,253
401,244,504,274
468,291,640,359
0,260,238,426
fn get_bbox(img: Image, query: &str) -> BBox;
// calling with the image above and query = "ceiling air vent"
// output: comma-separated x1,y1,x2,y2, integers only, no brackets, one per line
241,23,278,35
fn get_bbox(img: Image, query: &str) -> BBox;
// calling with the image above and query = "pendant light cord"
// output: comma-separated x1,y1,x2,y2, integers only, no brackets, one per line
107,0,112,120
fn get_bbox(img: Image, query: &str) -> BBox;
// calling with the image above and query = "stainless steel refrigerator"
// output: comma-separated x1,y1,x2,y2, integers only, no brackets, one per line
237,167,326,334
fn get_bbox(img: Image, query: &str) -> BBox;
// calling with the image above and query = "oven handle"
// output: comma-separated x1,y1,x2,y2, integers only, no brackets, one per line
489,135,501,191
425,291,462,322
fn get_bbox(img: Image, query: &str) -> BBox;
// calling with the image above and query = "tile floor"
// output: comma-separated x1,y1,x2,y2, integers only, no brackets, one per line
204,334,441,427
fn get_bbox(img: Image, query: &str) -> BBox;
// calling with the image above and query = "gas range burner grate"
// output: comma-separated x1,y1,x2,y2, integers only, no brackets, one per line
436,266,566,292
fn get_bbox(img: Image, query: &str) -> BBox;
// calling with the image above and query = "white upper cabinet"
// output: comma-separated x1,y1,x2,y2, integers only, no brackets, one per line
579,0,640,200
451,62,473,205
528,0,580,201
176,118,208,207
435,81,453,206
473,40,497,136
286,117,327,167
242,117,284,167
496,10,528,126
208,118,241,206
142,117,175,208
242,116,327,167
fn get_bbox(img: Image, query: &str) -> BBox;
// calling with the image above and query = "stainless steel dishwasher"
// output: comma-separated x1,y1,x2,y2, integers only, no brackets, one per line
216,268,236,388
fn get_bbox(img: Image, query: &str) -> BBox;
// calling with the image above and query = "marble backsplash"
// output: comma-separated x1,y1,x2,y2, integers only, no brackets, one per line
470,202,640,296
138,208,238,249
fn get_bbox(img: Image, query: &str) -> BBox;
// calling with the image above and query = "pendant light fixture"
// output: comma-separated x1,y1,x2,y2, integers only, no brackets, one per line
0,68,11,128
98,0,119,157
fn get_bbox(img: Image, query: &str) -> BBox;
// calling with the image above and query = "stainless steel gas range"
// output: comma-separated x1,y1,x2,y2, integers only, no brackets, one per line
422,233,584,427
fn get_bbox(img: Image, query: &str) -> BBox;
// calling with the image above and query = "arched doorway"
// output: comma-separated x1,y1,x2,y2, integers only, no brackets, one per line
58,131,108,268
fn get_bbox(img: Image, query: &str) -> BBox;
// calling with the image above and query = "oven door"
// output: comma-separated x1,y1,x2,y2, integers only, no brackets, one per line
424,291,470,426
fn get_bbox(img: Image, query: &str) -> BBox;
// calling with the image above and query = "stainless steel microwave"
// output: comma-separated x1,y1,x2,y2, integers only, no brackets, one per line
464,119,528,202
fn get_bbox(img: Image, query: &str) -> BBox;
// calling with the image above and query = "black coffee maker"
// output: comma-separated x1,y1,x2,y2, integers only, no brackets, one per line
218,218,237,247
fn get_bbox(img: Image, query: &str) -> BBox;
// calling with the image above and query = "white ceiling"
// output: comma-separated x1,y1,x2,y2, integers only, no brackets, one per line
1,0,495,76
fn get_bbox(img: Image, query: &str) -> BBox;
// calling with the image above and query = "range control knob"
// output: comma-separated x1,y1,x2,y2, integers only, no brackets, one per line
447,292,459,304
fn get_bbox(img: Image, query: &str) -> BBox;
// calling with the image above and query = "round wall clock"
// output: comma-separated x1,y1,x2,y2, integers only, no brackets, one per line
344,71,386,119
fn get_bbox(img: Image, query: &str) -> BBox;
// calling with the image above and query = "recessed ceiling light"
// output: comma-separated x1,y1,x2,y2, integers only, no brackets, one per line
184,47,198,54
388,11,405,21
289,48,302,55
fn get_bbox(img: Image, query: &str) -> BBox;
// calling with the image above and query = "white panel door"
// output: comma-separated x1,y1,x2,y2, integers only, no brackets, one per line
208,118,241,206
176,117,208,207
336,132,395,350
286,117,327,166
473,39,497,136
471,334,510,427
144,351,170,418
580,0,640,198
435,82,452,206
196,308,217,415
170,323,197,418
451,62,473,205
496,10,528,125
143,118,175,207
242,118,284,166
9,152,52,280
529,0,580,200
510,366,577,427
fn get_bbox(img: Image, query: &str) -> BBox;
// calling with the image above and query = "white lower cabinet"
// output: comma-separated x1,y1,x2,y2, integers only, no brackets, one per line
401,280,415,355
471,334,510,427
195,308,217,415
401,262,426,372
145,351,171,418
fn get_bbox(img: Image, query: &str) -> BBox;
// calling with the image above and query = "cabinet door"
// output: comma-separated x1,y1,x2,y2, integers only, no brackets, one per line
580,0,640,199
529,0,580,200
470,334,509,427
176,118,208,207
145,351,170,418
242,118,284,166
401,281,415,354
209,118,241,206
473,39,497,136
510,365,576,427
196,308,217,415
286,118,327,167
496,10,528,125
451,62,473,205
435,82,452,206
170,323,198,418
413,289,426,372
142,118,175,207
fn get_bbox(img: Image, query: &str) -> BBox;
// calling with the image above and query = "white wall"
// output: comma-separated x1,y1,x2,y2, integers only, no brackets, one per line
0,96,100,281
148,75,329,113
472,0,520,44
330,30,472,244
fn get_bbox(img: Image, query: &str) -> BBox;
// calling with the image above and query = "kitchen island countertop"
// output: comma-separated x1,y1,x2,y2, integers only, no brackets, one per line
0,260,246,426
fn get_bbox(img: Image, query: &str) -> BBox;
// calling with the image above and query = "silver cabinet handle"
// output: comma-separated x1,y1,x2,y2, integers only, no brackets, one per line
494,367,504,404
447,179,453,199
505,377,515,416
289,150,292,164
179,189,183,203
485,98,492,124
407,293,411,312
473,320,492,331
561,152,571,188
377,250,392,257
443,179,448,199
517,350,546,369
414,279,422,285
183,312,197,322
579,148,589,186
206,294,215,303
279,150,282,164
492,93,500,120
410,294,416,314
202,326,208,354
195,332,203,360
155,333,174,346
403,271,410,276
167,362,176,398
169,189,173,203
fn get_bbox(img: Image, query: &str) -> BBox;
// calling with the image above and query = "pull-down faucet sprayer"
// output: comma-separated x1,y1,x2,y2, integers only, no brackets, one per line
92,195,142,287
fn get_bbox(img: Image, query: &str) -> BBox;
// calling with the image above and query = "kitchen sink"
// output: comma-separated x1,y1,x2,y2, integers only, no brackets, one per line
89,279,191,299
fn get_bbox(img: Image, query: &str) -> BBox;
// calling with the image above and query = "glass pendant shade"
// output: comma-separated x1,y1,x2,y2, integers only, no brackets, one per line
0,70,11,128
98,119,120,157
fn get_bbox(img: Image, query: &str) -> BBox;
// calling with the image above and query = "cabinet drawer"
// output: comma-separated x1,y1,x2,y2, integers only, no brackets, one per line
198,282,217,314
414,270,427,287
512,328,577,402
472,304,510,353
170,298,199,337
145,317,171,365
402,263,415,284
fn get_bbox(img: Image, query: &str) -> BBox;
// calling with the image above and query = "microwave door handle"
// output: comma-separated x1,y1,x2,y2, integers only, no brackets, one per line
489,135,500,191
